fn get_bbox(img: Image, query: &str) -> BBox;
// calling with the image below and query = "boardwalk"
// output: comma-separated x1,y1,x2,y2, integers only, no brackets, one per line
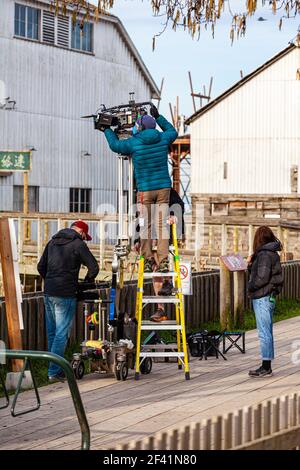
1,316,300,450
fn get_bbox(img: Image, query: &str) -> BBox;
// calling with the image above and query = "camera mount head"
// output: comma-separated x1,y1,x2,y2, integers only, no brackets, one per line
81,92,154,137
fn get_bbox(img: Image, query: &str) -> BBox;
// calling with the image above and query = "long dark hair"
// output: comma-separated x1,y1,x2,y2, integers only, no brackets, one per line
253,226,280,253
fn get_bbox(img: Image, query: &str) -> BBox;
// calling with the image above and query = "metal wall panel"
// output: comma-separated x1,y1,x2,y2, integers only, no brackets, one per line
0,0,155,213
190,47,300,195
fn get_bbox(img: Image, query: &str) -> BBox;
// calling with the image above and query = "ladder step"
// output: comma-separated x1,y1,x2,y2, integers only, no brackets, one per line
141,321,182,331
142,343,179,350
142,296,180,304
143,272,178,278
140,352,185,358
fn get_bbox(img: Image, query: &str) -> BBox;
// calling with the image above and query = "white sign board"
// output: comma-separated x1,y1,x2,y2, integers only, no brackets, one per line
8,218,24,330
180,261,192,296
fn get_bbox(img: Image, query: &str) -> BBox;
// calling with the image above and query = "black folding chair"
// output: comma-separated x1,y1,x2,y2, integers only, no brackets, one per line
198,331,227,361
222,331,246,354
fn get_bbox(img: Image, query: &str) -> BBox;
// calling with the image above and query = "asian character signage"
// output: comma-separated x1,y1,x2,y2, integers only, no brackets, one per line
0,151,31,172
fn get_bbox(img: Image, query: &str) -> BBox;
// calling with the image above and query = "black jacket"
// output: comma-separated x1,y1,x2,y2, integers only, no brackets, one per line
37,228,99,298
248,241,283,300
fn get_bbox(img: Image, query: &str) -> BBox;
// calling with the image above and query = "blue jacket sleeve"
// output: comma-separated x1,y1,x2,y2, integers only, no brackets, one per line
156,115,178,144
104,129,132,155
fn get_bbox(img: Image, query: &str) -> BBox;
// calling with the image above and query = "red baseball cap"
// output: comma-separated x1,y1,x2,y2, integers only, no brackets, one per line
72,220,92,241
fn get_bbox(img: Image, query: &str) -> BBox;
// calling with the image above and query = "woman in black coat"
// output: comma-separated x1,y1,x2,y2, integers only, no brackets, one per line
247,226,283,378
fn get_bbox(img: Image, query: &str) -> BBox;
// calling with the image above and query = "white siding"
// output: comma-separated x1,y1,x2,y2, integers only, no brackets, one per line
0,0,156,212
190,46,300,195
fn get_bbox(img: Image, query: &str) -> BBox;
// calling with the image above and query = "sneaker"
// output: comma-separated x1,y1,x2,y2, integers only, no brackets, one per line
158,280,175,296
48,371,66,383
150,308,168,322
157,258,169,273
144,257,156,273
248,366,273,378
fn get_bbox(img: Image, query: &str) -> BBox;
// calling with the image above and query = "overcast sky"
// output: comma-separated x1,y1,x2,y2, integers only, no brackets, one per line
93,1,299,120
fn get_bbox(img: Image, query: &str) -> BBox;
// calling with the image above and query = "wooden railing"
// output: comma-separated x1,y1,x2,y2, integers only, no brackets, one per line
0,212,297,276
113,392,300,450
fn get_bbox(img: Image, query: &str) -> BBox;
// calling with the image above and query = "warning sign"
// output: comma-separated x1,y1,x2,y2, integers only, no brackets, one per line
180,261,192,295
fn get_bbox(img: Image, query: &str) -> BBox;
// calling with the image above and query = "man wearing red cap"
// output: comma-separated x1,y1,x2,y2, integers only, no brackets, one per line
38,220,99,382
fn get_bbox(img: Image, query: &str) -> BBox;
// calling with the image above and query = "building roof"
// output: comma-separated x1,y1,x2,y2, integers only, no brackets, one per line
185,43,297,125
26,0,160,99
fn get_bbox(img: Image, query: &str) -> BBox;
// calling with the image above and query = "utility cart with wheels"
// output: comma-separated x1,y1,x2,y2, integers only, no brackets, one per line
71,299,152,381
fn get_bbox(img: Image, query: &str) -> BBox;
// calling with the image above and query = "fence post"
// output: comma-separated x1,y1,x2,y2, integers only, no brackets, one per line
18,217,24,265
37,218,42,261
248,224,254,255
208,225,213,261
220,224,231,329
201,418,212,450
223,412,233,449
195,222,201,271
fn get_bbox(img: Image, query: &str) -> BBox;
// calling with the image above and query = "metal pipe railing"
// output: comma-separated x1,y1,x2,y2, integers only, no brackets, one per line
2,350,90,450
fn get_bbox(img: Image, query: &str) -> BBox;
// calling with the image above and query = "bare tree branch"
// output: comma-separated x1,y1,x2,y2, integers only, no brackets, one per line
51,0,300,44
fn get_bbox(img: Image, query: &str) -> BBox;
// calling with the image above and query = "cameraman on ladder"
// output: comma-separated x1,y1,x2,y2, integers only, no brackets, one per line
100,104,178,322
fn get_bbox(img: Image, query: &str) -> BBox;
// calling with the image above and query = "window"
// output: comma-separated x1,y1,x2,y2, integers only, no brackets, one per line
223,162,228,179
71,22,93,53
42,11,70,47
13,186,39,212
15,4,40,40
211,203,228,216
42,10,55,44
70,188,91,213
290,165,298,193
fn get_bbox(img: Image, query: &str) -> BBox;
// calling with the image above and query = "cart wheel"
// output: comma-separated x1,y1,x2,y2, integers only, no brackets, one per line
114,363,121,381
140,357,152,375
120,362,128,381
74,361,85,380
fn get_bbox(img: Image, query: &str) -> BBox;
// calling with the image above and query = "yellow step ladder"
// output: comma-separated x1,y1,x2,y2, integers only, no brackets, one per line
135,223,190,380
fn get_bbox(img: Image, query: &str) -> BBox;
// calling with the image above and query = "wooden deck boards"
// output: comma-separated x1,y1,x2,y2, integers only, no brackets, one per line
1,317,300,450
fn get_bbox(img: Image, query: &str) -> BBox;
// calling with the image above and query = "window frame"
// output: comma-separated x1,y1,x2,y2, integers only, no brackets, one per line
13,185,39,212
70,188,91,214
14,3,41,42
71,21,93,53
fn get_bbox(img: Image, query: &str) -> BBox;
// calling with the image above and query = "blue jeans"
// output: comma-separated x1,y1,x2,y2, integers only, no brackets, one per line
252,296,275,361
44,295,77,376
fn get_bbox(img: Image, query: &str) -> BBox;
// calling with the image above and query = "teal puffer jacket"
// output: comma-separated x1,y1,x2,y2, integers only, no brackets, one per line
104,115,178,192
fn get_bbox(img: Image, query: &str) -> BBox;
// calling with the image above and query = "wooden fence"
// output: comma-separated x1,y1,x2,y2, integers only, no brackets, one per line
113,392,300,450
0,261,299,350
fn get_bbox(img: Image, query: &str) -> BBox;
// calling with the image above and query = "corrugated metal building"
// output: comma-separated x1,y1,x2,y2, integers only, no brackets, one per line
0,0,159,213
186,43,300,219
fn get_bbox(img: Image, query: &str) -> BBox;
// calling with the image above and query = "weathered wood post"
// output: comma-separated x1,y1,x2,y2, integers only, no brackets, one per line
220,224,231,329
0,218,34,391
283,228,289,261
208,225,213,261
0,218,23,371
195,222,201,271
44,220,49,244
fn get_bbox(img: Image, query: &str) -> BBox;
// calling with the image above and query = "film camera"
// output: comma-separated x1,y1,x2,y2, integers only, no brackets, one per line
82,92,153,137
